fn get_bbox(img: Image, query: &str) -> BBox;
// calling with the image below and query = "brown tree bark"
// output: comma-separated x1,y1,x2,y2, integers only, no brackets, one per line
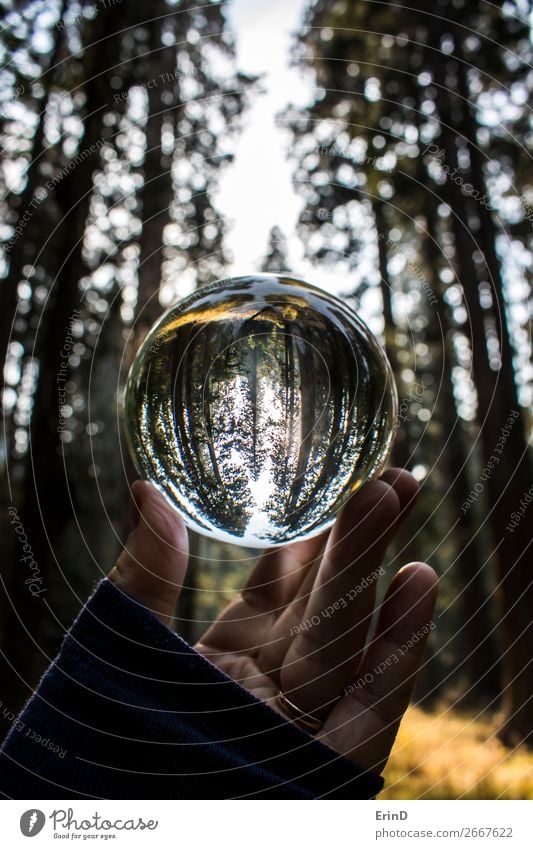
423,201,500,703
428,6,533,744
133,25,178,348
374,200,411,471
0,0,130,740
0,0,67,411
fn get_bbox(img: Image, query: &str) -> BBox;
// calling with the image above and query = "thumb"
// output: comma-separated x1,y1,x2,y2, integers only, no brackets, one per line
108,480,189,626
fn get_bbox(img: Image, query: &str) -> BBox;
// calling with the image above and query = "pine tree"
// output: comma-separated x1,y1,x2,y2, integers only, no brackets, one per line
260,226,290,272
0,0,249,736
288,0,532,739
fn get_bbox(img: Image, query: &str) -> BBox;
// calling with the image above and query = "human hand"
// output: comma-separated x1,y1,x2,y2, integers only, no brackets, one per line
109,469,437,775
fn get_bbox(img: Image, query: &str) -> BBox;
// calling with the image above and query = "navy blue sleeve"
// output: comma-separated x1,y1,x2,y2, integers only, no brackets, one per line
0,579,384,799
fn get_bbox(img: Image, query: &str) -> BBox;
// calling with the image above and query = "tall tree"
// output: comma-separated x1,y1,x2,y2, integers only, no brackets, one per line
0,0,250,738
420,0,533,743
260,225,290,272
288,0,531,739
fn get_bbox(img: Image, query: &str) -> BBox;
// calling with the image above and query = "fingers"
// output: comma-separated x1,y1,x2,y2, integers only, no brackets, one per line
198,532,327,657
253,540,326,676
257,470,418,692
108,480,189,626
278,479,401,716
319,562,438,773
380,467,420,528
242,532,328,612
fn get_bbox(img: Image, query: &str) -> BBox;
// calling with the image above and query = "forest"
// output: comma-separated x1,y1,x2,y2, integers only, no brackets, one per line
0,0,532,798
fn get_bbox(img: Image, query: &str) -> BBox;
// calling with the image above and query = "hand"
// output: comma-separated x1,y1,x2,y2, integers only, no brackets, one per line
109,469,438,775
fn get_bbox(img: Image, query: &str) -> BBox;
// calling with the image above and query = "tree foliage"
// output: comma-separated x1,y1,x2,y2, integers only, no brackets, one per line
286,0,532,742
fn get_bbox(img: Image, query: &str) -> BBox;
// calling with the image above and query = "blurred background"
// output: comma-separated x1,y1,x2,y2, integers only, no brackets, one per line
0,0,532,798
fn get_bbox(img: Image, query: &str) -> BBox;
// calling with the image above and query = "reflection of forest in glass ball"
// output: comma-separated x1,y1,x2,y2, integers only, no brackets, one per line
124,274,397,548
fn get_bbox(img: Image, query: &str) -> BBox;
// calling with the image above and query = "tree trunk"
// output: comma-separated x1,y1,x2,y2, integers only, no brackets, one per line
429,6,533,744
133,15,179,348
0,0,67,411
374,200,411,470
423,201,500,703
0,1,127,740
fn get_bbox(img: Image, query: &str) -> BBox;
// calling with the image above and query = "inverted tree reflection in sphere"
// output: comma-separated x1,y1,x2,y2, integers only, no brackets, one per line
124,274,397,548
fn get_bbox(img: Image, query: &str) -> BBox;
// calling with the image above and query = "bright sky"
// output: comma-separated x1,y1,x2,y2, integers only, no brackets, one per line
216,0,382,324
218,0,310,274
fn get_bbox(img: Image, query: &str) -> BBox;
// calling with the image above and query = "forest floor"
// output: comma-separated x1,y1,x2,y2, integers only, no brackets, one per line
381,705,533,799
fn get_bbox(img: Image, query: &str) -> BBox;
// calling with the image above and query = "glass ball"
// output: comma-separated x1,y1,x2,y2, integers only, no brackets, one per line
124,274,397,548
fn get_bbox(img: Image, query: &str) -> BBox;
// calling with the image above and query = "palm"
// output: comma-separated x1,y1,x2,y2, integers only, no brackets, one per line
111,469,437,775
195,469,438,773
196,538,327,706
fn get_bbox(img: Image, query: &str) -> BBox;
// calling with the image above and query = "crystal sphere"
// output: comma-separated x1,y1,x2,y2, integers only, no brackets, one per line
124,274,397,548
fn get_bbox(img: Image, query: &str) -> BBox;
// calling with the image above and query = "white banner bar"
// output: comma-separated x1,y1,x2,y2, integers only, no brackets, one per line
0,799,532,848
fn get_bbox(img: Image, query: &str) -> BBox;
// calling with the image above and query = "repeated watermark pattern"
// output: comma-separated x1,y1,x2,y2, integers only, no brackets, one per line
521,196,533,225
424,141,533,228
0,698,66,758
4,187,47,253
113,71,180,103
343,621,436,697
393,382,425,431
289,566,385,637
4,139,104,253
377,232,439,307
314,143,381,171
461,410,520,513
7,506,46,596
423,143,494,211
506,484,533,534
307,144,440,305
45,137,105,192
2,83,25,109
56,0,123,30
57,310,82,434
147,278,231,353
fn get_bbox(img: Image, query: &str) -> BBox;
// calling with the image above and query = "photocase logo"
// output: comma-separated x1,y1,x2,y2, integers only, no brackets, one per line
20,809,46,837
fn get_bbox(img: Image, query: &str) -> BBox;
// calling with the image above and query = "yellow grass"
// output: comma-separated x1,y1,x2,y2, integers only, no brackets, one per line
380,706,533,799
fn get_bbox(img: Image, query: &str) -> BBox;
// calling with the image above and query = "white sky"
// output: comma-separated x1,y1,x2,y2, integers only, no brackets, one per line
218,0,311,274
216,0,383,326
